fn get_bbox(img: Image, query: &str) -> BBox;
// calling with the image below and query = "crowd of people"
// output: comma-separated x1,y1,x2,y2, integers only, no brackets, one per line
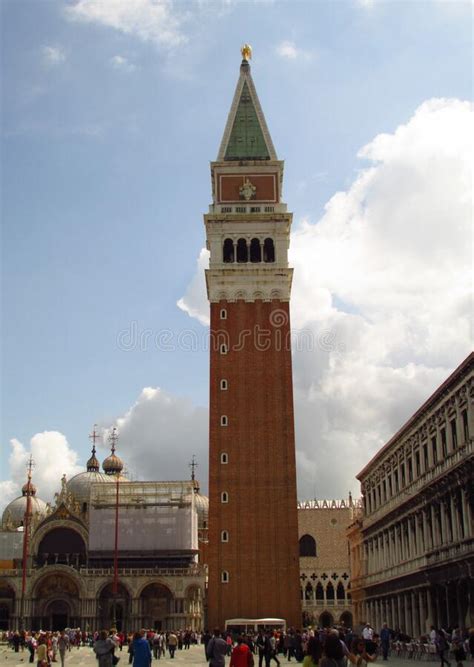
2,623,474,667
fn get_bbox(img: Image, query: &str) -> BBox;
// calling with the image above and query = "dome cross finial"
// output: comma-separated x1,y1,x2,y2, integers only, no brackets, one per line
189,454,198,482
108,427,119,454
89,423,100,456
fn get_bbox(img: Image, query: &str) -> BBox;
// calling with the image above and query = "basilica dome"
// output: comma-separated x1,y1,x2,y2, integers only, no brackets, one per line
67,469,116,503
67,442,128,504
185,486,209,529
2,490,48,529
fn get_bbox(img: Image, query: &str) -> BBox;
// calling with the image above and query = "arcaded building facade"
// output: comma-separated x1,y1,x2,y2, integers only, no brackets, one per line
349,353,473,635
298,498,360,629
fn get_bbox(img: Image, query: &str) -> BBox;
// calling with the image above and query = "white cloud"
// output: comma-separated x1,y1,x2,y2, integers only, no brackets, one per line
100,387,208,486
110,55,137,72
65,0,186,49
177,97,473,500
276,40,313,62
0,432,82,513
41,45,66,65
177,248,210,325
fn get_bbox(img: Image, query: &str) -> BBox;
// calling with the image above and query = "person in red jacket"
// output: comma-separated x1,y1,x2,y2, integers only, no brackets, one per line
230,636,254,667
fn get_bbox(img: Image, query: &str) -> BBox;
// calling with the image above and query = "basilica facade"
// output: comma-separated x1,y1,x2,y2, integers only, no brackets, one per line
0,440,208,632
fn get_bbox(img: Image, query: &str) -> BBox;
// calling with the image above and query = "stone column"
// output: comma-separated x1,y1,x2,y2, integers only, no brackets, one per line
461,489,471,539
411,591,419,638
450,493,459,542
391,597,396,630
419,590,426,635
397,595,402,632
426,587,434,630
404,593,411,636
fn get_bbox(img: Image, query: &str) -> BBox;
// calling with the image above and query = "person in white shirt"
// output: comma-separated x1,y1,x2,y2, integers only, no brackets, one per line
362,626,373,641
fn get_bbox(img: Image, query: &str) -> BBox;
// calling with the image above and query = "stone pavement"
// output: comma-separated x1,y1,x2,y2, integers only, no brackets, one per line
0,646,446,667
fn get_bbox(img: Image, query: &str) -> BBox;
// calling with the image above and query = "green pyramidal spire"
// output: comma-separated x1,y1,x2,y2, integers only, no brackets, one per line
218,58,277,162
224,81,271,160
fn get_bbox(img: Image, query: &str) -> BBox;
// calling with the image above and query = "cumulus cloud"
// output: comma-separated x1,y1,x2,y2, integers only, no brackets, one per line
0,432,82,512
177,248,210,325
65,0,186,49
41,45,66,65
177,97,473,500
110,55,137,72
100,387,208,486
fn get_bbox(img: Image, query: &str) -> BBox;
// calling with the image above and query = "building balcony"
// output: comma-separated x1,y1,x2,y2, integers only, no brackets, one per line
302,599,350,608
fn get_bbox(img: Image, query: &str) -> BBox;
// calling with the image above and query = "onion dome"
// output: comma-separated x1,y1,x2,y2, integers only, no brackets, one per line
193,490,209,528
2,494,47,529
22,479,37,496
86,445,100,472
102,427,124,475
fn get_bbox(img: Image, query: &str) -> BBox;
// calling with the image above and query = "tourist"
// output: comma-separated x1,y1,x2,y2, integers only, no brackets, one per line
256,630,266,667
58,631,69,667
303,635,322,667
206,628,228,667
131,630,151,667
435,629,451,667
452,636,466,667
348,637,377,667
167,631,178,658
268,631,281,667
27,633,37,663
319,634,346,667
36,635,49,667
94,629,117,667
230,636,253,667
380,624,390,661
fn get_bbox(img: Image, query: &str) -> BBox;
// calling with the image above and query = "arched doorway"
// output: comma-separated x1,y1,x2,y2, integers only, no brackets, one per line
319,611,334,628
44,599,71,631
33,573,80,630
139,583,174,631
340,612,353,629
0,582,15,631
98,583,131,632
37,527,87,567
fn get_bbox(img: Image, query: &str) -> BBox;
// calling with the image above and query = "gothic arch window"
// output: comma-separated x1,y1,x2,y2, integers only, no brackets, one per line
337,582,345,600
263,238,275,263
220,415,228,426
315,582,324,600
250,238,262,263
237,238,248,263
223,239,234,263
220,452,228,464
326,581,335,600
305,583,313,600
221,530,229,542
299,534,317,557
221,570,229,583
221,491,229,503
220,379,228,390
220,309,227,320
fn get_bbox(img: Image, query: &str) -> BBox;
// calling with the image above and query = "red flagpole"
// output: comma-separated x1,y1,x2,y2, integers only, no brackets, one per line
113,474,119,594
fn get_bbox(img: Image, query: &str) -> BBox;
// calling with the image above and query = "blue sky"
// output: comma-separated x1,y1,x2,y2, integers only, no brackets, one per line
1,0,472,502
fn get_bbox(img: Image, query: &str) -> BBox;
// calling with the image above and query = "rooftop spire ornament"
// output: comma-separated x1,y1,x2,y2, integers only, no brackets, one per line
89,423,100,448
189,454,198,482
241,43,252,62
108,427,119,454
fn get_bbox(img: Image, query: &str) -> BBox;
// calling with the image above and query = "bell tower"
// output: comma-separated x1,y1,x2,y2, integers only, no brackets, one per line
205,46,301,629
